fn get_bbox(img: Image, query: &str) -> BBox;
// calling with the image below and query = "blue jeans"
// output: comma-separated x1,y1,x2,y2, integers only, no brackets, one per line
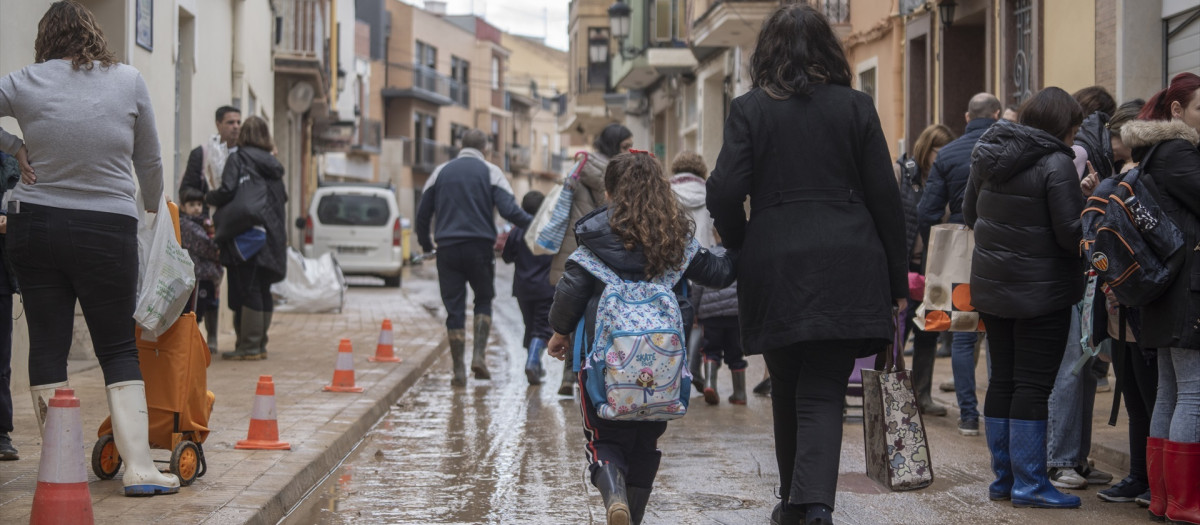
1046,308,1097,468
1151,348,1200,442
952,332,980,422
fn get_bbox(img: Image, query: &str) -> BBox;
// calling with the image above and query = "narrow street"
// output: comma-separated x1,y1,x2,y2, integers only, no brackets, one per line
281,265,1147,525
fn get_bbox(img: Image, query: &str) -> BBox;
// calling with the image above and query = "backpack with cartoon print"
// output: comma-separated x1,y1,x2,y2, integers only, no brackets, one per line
569,241,699,421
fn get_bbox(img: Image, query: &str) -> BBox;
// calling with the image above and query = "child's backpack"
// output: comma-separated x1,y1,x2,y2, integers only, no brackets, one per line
1081,143,1184,307
569,241,700,421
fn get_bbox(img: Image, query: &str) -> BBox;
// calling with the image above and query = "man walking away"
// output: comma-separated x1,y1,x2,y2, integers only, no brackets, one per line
416,129,532,386
918,92,1001,437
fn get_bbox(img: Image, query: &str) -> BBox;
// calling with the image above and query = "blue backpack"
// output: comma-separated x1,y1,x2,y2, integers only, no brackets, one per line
1080,143,1183,306
569,240,699,421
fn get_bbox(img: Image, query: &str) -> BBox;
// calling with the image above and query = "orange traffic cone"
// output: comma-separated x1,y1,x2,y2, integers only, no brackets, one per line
30,388,94,525
324,339,364,393
235,376,291,450
368,319,402,363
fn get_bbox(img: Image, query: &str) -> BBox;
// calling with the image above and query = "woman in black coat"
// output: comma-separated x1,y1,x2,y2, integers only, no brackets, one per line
206,116,288,361
1119,72,1200,523
706,5,907,524
963,87,1085,509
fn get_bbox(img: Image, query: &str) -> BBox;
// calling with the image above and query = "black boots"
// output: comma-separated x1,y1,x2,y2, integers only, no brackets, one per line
594,464,630,525
449,329,467,387
472,315,492,379
627,486,651,525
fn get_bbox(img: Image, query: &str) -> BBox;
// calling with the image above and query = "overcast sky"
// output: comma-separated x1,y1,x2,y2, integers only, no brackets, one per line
430,0,571,50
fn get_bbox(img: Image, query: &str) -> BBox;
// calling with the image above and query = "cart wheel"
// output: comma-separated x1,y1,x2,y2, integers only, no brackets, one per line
91,434,121,480
170,441,201,486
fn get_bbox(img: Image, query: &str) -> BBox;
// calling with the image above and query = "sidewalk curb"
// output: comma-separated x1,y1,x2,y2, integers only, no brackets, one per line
1092,441,1131,473
240,336,448,525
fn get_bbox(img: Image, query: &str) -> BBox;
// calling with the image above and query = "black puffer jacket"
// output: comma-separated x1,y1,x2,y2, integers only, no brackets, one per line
1121,119,1200,349
207,146,288,283
963,120,1086,319
549,207,738,341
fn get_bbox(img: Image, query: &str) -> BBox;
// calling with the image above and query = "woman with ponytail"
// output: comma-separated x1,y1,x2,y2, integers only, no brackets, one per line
546,152,737,525
1121,72,1200,524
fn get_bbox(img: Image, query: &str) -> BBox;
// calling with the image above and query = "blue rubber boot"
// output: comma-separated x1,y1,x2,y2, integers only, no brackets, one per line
525,338,547,385
985,417,1012,500
1010,419,1081,508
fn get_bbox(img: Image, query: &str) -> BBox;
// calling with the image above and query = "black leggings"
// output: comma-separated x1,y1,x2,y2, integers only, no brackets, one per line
8,203,141,386
980,308,1072,421
1114,341,1157,482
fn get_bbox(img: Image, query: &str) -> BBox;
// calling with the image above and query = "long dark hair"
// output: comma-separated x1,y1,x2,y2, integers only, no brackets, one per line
605,153,692,279
35,1,118,71
1018,87,1085,142
750,3,851,100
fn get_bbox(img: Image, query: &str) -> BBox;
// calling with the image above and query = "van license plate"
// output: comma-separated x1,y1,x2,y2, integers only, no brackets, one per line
336,246,370,255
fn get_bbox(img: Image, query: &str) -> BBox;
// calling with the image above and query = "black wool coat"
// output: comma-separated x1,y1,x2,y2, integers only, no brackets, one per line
1121,119,1200,350
963,120,1086,319
206,146,289,284
707,85,908,355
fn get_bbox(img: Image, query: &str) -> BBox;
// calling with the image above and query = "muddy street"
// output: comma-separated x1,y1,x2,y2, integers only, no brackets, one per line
280,266,1146,524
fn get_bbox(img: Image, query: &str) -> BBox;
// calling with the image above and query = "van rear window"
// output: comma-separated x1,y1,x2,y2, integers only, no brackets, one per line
316,195,391,226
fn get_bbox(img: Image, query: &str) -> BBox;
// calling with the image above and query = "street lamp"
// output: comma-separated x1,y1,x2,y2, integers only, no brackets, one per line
938,0,957,29
608,0,631,41
336,68,347,92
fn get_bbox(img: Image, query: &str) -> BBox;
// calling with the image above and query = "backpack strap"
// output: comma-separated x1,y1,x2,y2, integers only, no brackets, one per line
652,238,702,288
572,317,587,373
568,245,622,287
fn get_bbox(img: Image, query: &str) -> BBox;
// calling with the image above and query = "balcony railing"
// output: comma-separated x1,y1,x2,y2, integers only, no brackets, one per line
508,146,531,172
412,138,455,173
354,119,382,153
811,0,850,24
275,0,327,60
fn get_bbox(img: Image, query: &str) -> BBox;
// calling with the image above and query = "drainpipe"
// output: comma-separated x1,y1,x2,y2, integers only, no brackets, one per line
330,0,340,108
231,0,245,109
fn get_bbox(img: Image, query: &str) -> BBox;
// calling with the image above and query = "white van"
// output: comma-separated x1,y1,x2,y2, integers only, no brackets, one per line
300,183,404,287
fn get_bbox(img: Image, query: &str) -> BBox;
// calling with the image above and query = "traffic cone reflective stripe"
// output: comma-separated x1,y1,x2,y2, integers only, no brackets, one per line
324,339,364,393
368,319,402,363
31,388,94,525
235,376,290,450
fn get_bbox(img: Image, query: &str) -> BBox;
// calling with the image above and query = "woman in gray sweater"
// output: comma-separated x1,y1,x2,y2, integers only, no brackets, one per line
0,1,178,496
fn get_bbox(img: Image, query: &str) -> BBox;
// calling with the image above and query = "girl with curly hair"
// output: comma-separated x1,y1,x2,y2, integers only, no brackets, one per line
546,152,737,525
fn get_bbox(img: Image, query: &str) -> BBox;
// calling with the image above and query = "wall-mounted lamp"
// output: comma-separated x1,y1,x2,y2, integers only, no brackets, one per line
607,0,642,60
938,0,957,30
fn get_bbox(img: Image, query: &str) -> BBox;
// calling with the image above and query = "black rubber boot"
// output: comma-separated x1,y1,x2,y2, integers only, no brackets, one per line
203,307,219,354
627,486,651,525
594,464,630,525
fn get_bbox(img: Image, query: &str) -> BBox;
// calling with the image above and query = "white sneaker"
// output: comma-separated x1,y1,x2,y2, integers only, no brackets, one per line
1049,467,1087,489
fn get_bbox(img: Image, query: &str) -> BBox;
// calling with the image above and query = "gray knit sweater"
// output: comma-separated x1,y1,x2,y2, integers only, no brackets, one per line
0,60,163,217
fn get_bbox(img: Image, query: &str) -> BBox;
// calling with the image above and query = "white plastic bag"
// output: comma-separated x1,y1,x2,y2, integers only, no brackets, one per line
134,195,196,337
270,248,347,313
524,182,564,256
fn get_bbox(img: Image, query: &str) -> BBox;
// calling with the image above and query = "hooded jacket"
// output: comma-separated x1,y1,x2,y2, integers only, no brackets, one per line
963,120,1085,319
1121,119,1200,349
207,146,288,283
670,173,716,249
1074,112,1115,179
549,207,737,341
549,152,609,285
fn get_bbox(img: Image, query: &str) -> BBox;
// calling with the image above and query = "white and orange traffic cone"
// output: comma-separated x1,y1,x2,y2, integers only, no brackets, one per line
235,376,291,450
368,319,402,363
324,339,364,393
30,388,94,525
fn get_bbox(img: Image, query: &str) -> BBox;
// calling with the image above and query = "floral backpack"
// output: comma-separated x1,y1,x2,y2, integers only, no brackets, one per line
569,240,699,421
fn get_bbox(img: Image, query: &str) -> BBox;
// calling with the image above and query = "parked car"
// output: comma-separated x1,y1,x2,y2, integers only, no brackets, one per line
299,182,404,287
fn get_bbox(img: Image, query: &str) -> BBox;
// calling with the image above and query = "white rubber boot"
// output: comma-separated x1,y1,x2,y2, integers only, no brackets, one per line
106,380,180,496
30,381,69,437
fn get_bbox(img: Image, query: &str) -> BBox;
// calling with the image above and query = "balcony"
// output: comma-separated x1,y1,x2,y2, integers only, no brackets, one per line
353,119,382,154
410,138,455,173
273,0,329,91
613,47,698,90
508,146,531,172
381,64,456,106
691,0,778,49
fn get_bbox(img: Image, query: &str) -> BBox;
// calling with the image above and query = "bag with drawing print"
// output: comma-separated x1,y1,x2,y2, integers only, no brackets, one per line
569,240,699,421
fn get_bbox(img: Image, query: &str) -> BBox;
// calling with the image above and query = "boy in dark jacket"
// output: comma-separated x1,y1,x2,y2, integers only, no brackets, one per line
179,187,223,354
693,243,747,405
502,191,556,385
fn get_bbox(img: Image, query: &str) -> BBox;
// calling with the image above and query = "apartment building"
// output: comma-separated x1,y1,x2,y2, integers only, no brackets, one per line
358,0,513,221
560,0,618,149
502,33,571,198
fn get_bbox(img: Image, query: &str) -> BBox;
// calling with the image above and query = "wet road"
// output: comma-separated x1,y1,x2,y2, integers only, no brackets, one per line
281,266,1147,524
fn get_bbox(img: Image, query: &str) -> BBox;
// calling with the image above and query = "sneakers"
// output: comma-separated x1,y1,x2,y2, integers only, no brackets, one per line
1098,476,1149,502
1135,489,1152,507
1096,376,1111,393
1049,467,1088,489
1078,463,1113,485
753,378,772,396
0,433,18,461
958,419,979,436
